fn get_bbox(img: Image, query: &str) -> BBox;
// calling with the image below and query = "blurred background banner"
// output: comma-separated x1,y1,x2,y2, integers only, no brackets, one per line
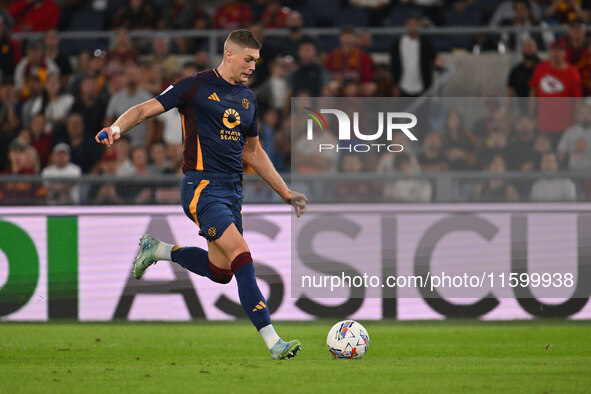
1,205,590,321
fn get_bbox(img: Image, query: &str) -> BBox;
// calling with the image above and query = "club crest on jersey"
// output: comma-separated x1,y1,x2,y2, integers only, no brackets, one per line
242,98,250,109
223,108,241,128
207,227,217,238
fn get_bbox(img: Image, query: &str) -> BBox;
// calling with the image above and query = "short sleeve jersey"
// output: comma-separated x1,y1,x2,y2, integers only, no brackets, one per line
156,69,258,174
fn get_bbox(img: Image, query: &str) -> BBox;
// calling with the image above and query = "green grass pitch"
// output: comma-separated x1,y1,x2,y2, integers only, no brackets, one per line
1,320,590,393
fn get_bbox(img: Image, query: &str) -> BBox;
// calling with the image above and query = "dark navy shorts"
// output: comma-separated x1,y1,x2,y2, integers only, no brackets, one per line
180,171,243,241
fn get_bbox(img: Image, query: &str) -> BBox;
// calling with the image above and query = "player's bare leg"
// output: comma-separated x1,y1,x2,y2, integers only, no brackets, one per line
209,224,301,359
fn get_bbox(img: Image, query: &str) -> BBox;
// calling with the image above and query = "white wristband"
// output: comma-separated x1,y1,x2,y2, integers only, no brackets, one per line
111,125,121,134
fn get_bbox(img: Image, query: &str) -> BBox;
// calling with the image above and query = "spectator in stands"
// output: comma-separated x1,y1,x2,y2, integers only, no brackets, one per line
41,143,82,204
0,11,22,79
417,131,449,172
260,0,291,28
256,58,289,112
141,63,165,97
476,130,508,169
40,73,74,133
0,140,46,204
500,0,546,51
376,131,420,173
106,64,154,147
8,0,59,32
256,107,283,171
390,13,441,97
442,109,477,170
564,18,591,96
112,0,157,30
43,29,72,85
279,11,317,61
545,0,585,25
529,40,582,146
89,150,124,205
107,29,139,65
490,0,542,27
384,153,432,202
212,0,253,29
161,0,209,54
70,75,108,137
69,49,109,104
62,112,102,173
14,40,60,100
505,114,540,171
507,38,540,115
125,145,155,204
473,155,519,202
162,0,207,30
473,96,502,145
20,75,43,128
146,34,180,85
29,112,51,166
286,40,331,100
114,135,134,176
293,122,338,173
150,142,172,174
335,152,377,202
558,102,591,170
193,50,211,72
530,152,577,201
534,133,554,156
248,24,279,90
0,82,22,156
325,26,374,91
106,66,126,96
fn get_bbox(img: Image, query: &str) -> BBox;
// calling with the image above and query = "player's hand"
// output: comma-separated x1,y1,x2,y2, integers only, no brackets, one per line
95,127,121,147
286,190,307,218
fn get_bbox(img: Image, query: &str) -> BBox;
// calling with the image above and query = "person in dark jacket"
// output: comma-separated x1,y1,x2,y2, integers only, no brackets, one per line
390,13,441,97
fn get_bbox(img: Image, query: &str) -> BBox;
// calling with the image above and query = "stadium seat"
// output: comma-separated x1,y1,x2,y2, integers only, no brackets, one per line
65,9,108,55
389,5,423,27
340,7,369,27
445,4,483,50
304,0,341,27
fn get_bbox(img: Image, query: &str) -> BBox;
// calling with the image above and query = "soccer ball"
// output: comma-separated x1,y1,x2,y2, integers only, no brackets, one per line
326,320,370,359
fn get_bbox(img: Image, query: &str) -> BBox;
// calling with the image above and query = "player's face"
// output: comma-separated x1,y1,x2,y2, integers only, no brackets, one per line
231,47,260,83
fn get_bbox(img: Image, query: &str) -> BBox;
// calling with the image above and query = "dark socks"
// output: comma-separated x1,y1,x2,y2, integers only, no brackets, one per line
171,247,232,284
231,252,272,331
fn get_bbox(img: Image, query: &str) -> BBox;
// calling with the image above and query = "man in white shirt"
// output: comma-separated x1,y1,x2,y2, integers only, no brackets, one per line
390,13,441,97
558,103,591,171
530,152,577,201
41,143,82,204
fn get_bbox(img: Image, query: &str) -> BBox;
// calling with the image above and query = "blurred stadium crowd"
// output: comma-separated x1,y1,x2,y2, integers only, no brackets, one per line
2,0,591,204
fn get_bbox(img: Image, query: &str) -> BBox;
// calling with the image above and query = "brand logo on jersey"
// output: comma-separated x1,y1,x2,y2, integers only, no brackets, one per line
242,98,250,109
252,301,266,312
223,108,241,128
540,75,565,94
208,92,220,102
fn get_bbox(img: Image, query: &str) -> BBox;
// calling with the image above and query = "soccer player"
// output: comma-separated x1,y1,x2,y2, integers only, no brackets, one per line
95,30,307,360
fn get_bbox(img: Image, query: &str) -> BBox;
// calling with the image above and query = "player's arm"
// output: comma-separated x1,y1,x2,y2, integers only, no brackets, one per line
243,136,307,217
95,98,166,147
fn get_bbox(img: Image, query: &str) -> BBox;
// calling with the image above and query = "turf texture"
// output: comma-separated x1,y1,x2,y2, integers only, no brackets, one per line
0,320,589,393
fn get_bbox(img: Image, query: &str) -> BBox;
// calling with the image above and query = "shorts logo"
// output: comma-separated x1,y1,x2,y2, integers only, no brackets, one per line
223,108,241,129
242,98,250,109
207,227,217,238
